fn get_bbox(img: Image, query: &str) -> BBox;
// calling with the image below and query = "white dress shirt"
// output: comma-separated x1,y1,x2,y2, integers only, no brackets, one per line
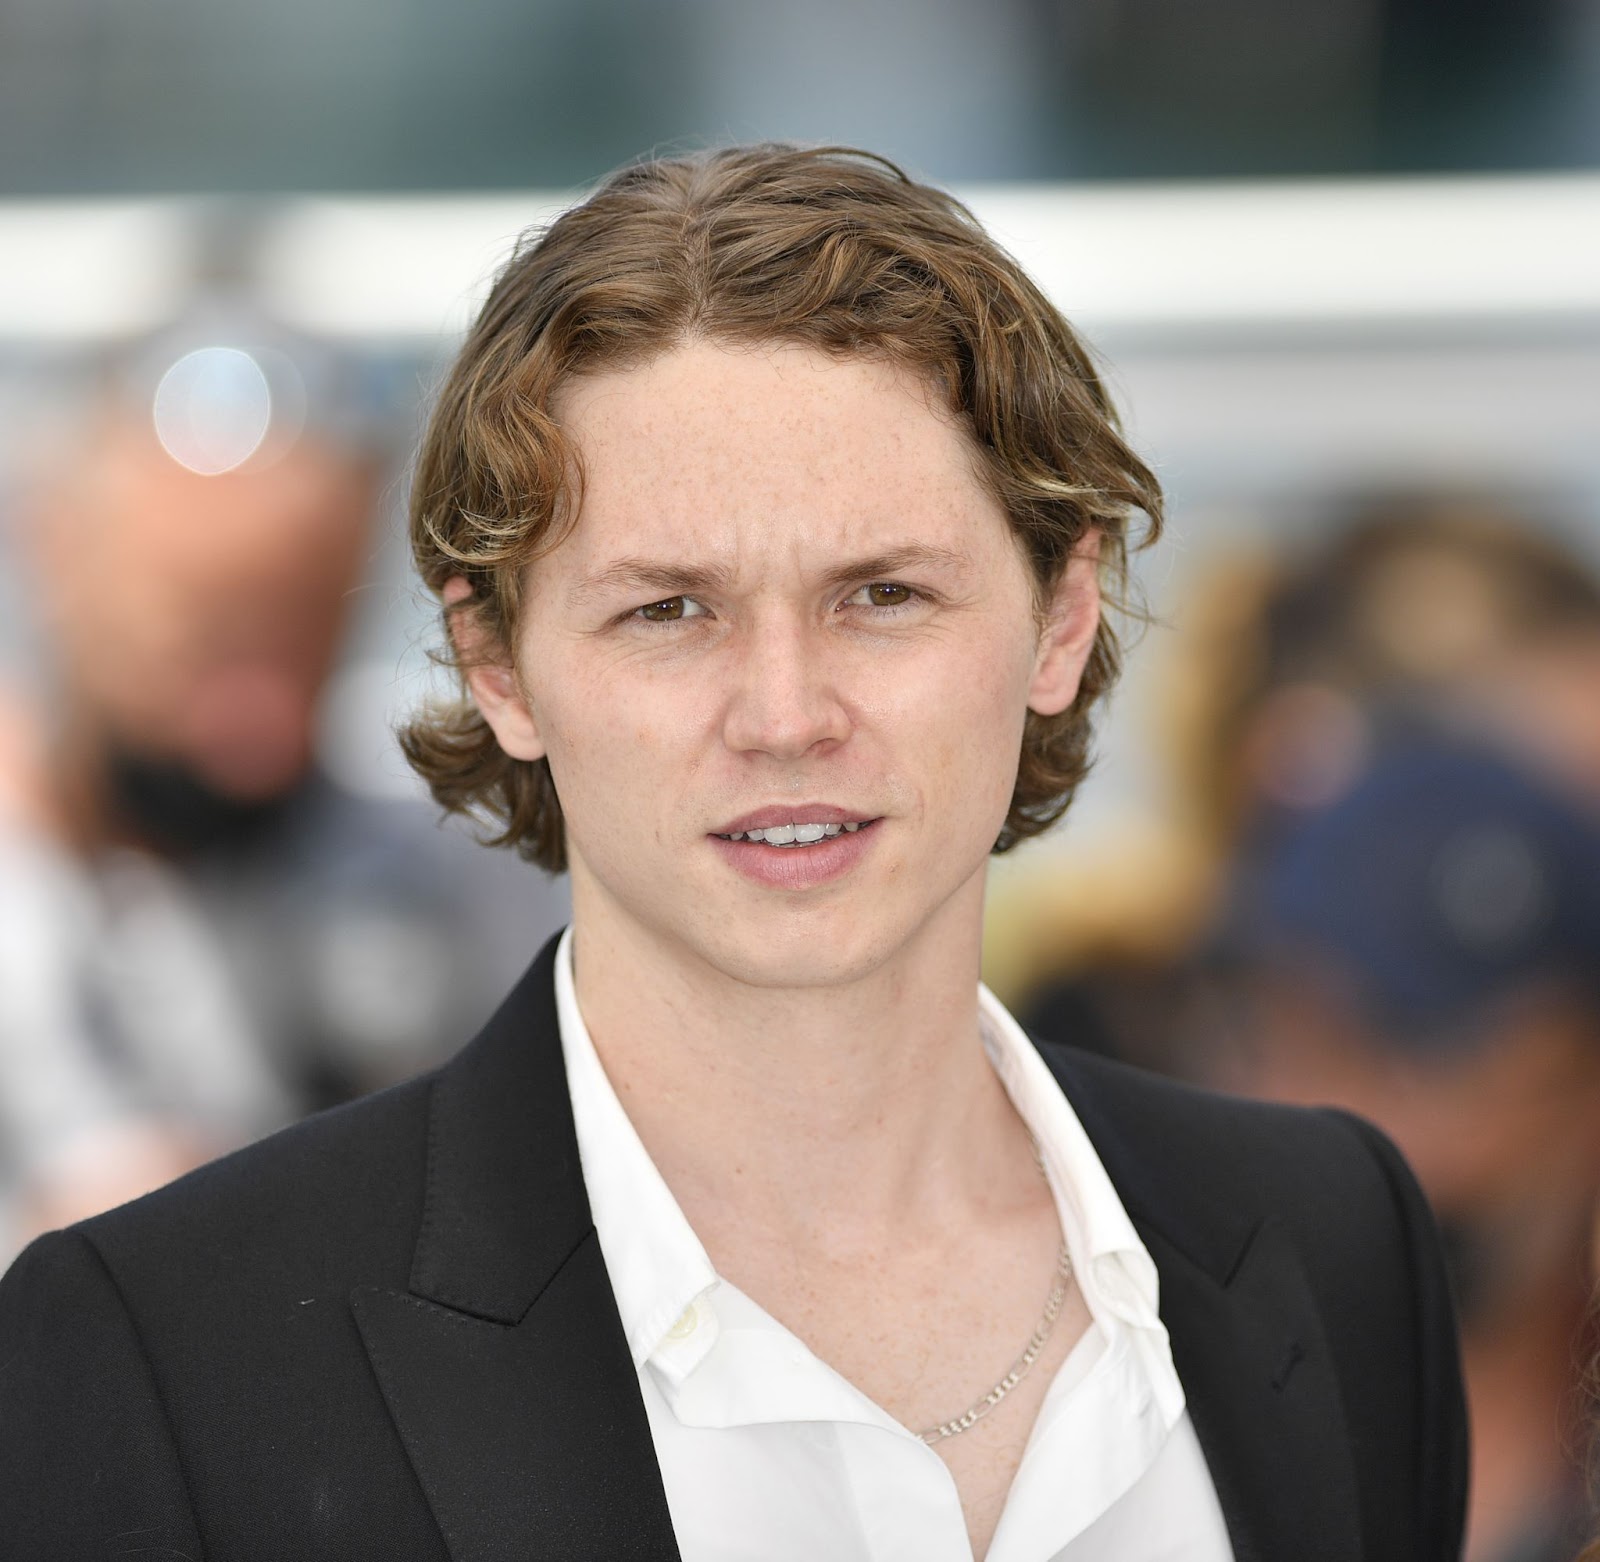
555,930,1235,1561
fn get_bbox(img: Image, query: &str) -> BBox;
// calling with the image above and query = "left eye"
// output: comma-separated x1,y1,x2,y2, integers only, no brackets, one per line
847,582,916,608
635,596,707,623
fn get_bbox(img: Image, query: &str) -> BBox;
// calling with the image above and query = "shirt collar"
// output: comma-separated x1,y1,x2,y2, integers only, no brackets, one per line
555,928,720,1373
978,982,1185,1430
556,927,1183,1429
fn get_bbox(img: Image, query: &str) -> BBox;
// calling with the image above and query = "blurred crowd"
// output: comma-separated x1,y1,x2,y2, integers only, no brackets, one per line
2,311,1598,1562
996,495,1600,1562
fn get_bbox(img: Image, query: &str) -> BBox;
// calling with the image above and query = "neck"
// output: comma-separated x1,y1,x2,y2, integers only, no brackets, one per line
568,879,1029,1251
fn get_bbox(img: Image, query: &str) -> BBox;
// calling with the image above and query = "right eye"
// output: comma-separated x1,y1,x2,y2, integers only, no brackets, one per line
634,596,707,624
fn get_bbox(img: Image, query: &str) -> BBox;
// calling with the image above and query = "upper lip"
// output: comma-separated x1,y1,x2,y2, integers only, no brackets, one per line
713,804,875,835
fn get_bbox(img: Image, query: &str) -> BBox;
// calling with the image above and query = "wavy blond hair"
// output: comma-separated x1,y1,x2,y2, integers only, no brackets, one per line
401,144,1161,871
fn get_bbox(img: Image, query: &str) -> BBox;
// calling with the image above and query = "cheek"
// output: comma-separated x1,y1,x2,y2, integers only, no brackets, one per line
530,655,693,827
883,632,1035,809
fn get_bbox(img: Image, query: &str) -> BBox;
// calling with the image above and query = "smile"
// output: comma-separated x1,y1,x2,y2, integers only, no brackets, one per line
715,821,868,847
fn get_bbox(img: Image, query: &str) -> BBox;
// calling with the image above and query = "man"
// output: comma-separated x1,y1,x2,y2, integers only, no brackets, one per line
0,145,1465,1560
0,374,564,1254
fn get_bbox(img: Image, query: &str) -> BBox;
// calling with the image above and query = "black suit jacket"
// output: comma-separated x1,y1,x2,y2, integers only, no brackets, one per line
0,935,1467,1560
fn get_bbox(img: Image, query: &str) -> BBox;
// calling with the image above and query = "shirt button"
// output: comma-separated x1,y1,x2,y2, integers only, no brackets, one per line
666,1305,698,1341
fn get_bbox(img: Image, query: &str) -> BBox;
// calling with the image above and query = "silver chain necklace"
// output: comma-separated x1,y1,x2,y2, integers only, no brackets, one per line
916,1142,1073,1445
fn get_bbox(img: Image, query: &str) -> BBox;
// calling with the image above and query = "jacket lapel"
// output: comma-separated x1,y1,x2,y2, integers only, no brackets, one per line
351,936,681,1561
351,939,1364,1559
1140,1219,1363,1562
1042,1047,1363,1562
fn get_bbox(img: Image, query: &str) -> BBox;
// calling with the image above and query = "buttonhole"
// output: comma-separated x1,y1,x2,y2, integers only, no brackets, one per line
1271,1340,1305,1393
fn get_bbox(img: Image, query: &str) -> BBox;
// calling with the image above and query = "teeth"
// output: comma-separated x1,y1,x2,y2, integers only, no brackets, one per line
724,820,865,846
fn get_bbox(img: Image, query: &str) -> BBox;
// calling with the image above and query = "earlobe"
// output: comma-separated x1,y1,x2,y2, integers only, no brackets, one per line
1027,536,1102,717
444,577,548,762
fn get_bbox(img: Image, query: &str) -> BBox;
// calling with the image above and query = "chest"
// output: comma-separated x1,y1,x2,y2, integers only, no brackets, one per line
637,1290,1232,1562
692,1221,1096,1557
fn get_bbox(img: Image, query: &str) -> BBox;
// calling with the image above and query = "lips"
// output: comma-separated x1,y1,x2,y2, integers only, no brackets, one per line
721,821,865,846
707,812,880,888
712,803,875,836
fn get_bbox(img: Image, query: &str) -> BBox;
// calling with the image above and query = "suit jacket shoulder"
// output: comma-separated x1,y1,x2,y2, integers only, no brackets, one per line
1037,1041,1469,1562
0,937,671,1562
0,1068,448,1560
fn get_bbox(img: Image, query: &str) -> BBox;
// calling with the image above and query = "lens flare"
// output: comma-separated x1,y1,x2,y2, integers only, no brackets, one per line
152,346,273,475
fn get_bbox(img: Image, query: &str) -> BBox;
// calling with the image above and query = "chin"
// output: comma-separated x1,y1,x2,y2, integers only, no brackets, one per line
682,907,906,993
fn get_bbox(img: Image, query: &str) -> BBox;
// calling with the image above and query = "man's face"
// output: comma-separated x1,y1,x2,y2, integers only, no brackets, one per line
37,420,375,801
467,341,1097,989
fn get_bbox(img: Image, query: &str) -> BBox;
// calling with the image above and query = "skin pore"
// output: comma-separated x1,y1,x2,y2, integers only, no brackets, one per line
459,340,1101,1556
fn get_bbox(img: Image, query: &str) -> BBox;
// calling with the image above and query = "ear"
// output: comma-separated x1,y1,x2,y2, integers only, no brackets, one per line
443,577,547,762
1027,532,1102,717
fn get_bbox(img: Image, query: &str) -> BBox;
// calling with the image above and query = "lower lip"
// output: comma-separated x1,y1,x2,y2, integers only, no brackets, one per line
708,821,880,890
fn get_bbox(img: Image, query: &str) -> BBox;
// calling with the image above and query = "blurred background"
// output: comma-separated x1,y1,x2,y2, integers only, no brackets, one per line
2,3,1599,1557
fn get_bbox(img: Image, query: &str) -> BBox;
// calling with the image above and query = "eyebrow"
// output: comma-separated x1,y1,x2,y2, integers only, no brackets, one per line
816,544,970,591
571,543,971,604
569,558,737,604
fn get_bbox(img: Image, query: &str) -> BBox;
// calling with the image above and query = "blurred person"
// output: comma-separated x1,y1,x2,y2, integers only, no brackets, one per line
1014,495,1600,1074
0,355,565,1251
1088,500,1600,1557
1211,729,1600,1562
1174,495,1600,846
1003,497,1600,1554
0,145,1464,1560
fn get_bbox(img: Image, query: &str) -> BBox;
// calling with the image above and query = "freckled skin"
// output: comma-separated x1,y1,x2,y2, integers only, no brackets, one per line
461,341,1101,1558
485,342,1065,993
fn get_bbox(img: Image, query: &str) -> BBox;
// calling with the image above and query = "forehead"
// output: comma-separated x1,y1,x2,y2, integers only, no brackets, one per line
549,341,1002,562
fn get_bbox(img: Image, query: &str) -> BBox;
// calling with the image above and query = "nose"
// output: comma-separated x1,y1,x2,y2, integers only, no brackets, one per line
720,615,851,760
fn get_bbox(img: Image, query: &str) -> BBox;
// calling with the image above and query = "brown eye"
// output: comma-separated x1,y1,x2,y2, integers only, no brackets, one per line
865,583,912,607
634,595,709,625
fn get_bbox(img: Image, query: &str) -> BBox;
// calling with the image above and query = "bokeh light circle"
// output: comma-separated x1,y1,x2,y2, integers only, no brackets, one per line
152,346,273,475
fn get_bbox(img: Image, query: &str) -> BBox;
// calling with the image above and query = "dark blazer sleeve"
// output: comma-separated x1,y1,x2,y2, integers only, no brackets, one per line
0,1229,205,1561
1324,1108,1470,1561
